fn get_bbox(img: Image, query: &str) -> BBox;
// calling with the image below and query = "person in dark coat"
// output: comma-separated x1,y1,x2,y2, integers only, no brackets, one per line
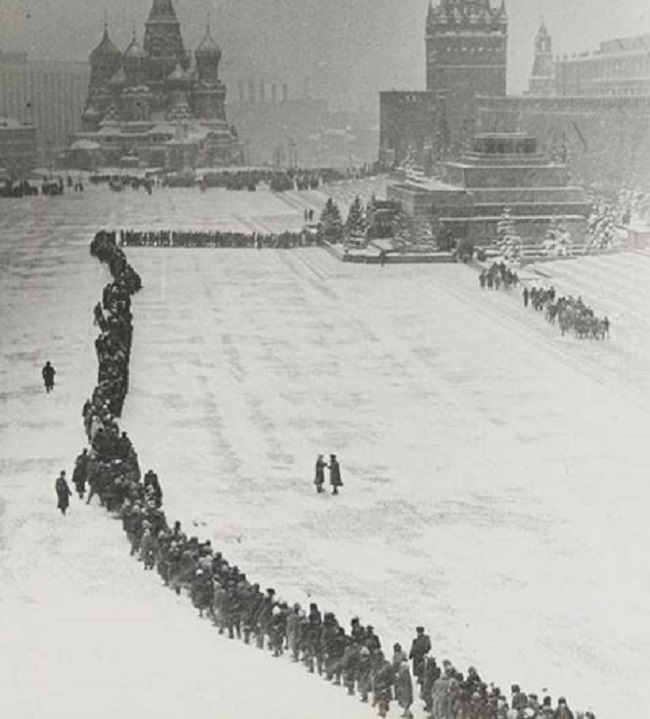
143,469,163,508
373,651,394,718
395,661,414,719
329,454,343,495
42,361,56,393
409,626,432,684
420,655,441,713
71,448,89,498
55,471,72,515
314,454,327,493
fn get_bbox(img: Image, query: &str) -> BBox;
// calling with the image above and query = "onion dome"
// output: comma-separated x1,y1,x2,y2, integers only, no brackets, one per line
90,24,121,65
195,24,222,63
124,35,148,63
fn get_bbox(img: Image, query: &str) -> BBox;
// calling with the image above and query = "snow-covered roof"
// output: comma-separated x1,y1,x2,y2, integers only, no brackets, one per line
0,116,23,129
69,140,102,151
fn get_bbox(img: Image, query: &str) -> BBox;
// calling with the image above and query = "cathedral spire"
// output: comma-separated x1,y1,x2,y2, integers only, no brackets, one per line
147,0,179,23
144,0,188,79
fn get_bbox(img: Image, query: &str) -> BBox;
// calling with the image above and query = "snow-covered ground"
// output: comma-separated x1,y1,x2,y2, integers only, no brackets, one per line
2,188,650,719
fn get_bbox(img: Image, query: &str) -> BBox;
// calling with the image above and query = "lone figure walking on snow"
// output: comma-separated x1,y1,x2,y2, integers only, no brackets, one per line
55,471,72,515
42,361,56,393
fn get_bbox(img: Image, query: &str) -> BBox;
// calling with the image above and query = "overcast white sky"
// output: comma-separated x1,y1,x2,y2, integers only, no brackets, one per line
1,0,649,109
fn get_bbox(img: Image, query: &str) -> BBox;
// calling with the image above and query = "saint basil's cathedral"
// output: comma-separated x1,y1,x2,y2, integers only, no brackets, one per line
69,0,243,169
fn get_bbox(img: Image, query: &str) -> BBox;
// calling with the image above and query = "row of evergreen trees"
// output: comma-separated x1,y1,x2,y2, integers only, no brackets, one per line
318,196,628,257
317,196,368,243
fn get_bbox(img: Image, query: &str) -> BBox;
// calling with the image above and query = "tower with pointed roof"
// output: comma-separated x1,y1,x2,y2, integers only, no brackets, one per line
83,22,123,130
194,24,226,120
425,0,508,151
144,0,189,82
527,21,555,96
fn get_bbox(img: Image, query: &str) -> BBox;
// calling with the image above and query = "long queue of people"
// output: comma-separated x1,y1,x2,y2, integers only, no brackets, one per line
62,230,596,719
89,166,376,194
523,287,610,341
0,177,66,198
118,229,317,249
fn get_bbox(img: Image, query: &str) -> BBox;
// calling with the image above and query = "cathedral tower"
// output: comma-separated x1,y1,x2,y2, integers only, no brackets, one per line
426,0,507,151
143,0,189,82
83,22,123,130
194,24,227,120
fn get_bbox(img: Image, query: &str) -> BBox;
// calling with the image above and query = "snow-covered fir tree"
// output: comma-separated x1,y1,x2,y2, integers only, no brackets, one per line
496,207,522,260
543,217,573,257
346,196,367,237
319,198,344,243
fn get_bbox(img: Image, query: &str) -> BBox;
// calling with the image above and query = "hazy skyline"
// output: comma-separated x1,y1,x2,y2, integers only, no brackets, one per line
1,0,649,109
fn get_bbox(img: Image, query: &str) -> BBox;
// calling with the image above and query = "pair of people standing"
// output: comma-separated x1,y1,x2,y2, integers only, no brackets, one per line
314,454,343,495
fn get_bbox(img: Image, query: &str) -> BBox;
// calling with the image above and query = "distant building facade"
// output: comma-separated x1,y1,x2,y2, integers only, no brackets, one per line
0,55,89,164
0,116,38,177
380,0,508,168
478,28,650,186
69,0,242,169
553,35,650,98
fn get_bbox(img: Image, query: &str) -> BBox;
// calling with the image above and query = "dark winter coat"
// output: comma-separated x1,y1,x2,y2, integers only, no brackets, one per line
314,457,327,485
409,633,432,677
55,477,71,510
396,664,414,708
374,660,394,699
329,459,343,487
72,451,88,489
42,364,55,384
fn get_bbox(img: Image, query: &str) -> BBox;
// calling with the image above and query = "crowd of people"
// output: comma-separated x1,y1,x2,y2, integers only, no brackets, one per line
118,229,317,249
523,287,610,341
479,263,520,291
88,166,376,194
54,229,597,719
0,177,65,198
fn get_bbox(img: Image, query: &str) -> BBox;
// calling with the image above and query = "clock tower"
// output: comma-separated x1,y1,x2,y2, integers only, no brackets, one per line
425,0,507,152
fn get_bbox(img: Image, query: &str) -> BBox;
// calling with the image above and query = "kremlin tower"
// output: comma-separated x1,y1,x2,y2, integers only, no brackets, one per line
425,0,508,150
527,21,555,96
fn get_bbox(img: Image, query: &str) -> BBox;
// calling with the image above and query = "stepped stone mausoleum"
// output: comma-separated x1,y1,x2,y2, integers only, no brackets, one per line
68,0,243,169
388,133,591,245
